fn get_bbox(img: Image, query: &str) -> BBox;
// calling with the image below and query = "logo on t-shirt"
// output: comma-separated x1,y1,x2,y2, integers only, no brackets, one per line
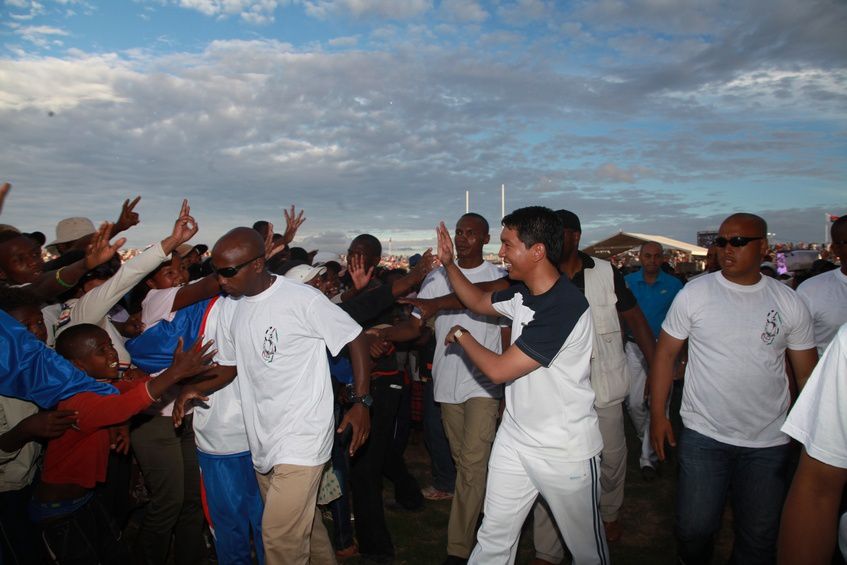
761,309,782,345
262,326,278,362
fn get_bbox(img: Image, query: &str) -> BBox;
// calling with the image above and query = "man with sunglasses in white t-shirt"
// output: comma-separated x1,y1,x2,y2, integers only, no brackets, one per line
649,212,818,565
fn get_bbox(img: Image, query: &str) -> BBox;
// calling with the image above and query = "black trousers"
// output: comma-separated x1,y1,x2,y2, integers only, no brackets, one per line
349,374,403,556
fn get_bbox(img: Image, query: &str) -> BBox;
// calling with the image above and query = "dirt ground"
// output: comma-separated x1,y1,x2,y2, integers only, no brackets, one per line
339,384,736,564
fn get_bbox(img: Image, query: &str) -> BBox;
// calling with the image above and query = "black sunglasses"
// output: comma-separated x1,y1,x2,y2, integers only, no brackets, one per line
212,254,263,278
714,236,764,248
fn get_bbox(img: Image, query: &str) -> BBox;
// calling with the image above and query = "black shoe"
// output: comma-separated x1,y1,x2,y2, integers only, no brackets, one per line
442,556,468,565
641,465,658,481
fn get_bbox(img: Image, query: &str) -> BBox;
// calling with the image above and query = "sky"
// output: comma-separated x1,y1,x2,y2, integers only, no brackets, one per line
1,0,845,254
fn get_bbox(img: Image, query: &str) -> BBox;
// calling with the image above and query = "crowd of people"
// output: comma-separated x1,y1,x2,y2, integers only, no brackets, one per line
0,179,845,565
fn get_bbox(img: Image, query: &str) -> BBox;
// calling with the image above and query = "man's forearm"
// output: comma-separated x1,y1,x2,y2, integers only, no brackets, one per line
649,351,676,420
445,264,491,315
380,318,422,344
347,332,372,397
187,365,238,395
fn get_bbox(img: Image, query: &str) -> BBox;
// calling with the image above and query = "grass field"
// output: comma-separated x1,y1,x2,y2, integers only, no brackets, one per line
336,386,735,564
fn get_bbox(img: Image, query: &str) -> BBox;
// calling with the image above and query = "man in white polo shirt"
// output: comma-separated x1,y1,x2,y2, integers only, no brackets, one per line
650,212,818,565
204,227,372,565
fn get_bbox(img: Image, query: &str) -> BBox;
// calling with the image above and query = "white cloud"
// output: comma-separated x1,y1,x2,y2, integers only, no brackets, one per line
9,24,70,48
440,0,487,23
0,1,844,248
328,35,359,47
303,0,432,20
176,0,284,22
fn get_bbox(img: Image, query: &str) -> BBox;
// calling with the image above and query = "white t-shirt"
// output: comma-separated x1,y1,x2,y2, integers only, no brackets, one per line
782,323,847,560
139,287,183,417
415,262,506,403
797,269,847,356
490,277,602,462
192,295,250,455
662,272,816,448
216,276,362,473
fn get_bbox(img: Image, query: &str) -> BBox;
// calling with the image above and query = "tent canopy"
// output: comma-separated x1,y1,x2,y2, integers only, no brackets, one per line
583,231,708,258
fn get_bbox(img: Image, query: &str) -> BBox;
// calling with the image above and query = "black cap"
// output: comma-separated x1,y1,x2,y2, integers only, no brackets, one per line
24,231,46,246
555,209,581,232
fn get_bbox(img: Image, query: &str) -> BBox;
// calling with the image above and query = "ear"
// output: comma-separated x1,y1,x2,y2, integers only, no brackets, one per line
483,233,490,245
531,242,547,263
71,358,88,373
145,278,156,289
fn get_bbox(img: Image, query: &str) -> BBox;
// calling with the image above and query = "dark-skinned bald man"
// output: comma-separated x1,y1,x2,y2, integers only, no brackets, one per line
192,227,372,565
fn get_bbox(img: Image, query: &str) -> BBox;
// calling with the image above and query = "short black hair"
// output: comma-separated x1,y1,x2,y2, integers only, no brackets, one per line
351,234,382,257
55,323,105,362
288,247,310,262
554,209,581,232
459,213,489,234
501,206,563,266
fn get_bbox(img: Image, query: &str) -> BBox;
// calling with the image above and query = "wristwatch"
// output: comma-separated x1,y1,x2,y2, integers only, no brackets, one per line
453,328,464,341
350,393,374,408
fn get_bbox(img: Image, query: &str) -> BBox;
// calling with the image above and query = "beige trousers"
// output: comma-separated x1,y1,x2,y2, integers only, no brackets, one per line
441,397,500,558
256,463,336,565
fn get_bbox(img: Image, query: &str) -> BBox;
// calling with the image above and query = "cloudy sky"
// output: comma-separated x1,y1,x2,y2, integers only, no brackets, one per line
1,0,845,253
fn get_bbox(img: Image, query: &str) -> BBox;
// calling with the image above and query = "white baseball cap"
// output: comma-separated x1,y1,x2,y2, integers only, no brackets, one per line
283,264,327,284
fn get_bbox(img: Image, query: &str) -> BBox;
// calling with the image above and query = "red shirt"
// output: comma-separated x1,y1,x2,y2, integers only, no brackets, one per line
41,378,152,489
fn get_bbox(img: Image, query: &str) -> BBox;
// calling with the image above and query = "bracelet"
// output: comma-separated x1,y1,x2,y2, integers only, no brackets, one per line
55,268,75,289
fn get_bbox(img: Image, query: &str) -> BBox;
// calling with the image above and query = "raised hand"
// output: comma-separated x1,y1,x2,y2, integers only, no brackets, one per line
263,222,286,259
170,335,217,381
114,196,141,233
170,199,198,245
412,248,439,278
436,221,455,267
0,182,10,215
84,222,126,269
348,253,374,291
282,205,306,246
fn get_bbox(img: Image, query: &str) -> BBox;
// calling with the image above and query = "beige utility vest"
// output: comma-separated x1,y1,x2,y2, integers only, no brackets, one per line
583,258,630,408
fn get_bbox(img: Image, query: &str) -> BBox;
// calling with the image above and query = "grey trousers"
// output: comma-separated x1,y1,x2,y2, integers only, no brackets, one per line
130,414,204,565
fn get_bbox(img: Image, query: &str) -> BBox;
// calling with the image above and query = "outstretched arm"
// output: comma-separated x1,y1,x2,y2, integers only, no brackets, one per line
27,222,125,301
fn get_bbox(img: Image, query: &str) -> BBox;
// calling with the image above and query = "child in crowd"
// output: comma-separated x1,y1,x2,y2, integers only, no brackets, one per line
124,253,221,564
32,324,214,564
0,287,76,565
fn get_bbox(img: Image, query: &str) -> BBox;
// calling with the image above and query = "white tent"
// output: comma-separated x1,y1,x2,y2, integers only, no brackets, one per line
582,231,708,259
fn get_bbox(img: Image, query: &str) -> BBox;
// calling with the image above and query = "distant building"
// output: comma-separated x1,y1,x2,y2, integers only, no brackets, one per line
697,230,719,248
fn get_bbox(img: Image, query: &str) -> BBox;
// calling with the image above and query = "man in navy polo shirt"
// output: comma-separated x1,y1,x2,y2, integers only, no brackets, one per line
624,241,682,478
